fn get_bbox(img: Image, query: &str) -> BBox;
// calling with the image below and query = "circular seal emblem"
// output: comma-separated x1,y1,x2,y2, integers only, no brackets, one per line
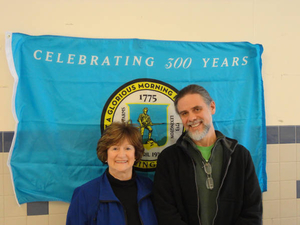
101,78,183,171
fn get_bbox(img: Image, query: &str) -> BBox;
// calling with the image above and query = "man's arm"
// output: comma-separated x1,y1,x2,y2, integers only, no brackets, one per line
153,152,188,225
235,150,262,225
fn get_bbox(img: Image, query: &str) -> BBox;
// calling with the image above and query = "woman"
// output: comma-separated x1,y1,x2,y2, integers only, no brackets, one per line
66,121,157,225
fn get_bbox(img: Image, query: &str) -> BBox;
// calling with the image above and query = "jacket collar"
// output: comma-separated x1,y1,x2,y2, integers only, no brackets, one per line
215,130,238,154
177,130,238,154
98,171,120,202
136,175,152,201
98,170,152,202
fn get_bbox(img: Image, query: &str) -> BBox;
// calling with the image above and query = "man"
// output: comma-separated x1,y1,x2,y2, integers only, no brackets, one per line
153,84,262,225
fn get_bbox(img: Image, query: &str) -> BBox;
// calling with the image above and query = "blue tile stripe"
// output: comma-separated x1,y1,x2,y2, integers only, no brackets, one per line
296,126,300,143
2,126,300,149
0,132,2,152
279,126,296,144
266,126,299,144
267,126,279,144
1,127,300,215
4,132,14,152
27,202,49,215
297,181,300,199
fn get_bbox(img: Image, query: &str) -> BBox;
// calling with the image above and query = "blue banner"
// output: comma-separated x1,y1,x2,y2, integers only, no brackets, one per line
5,32,266,204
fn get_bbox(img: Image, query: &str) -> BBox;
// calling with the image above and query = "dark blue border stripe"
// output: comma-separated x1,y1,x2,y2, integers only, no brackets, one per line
296,126,300,143
279,126,296,144
0,132,2,152
297,181,300,199
27,202,49,216
2,129,300,214
1,126,300,151
4,132,14,152
267,126,279,144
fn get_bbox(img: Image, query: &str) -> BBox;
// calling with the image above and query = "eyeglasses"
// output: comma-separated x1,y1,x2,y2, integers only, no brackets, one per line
203,162,214,190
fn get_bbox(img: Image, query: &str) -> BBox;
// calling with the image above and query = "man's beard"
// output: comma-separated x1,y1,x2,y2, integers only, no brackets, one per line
187,120,211,141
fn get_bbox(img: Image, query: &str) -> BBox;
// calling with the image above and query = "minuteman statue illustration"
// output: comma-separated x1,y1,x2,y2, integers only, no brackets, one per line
138,107,153,142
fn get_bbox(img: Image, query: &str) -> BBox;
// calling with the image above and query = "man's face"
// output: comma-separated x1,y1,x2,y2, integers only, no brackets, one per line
177,93,215,141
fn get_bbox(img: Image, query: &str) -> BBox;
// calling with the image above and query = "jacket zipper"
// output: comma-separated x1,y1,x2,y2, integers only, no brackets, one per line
182,141,219,225
99,190,150,225
212,157,231,225
93,201,101,224
195,138,220,225
119,201,128,225
191,158,202,225
212,141,237,225
181,136,229,225
137,194,151,225
99,200,128,225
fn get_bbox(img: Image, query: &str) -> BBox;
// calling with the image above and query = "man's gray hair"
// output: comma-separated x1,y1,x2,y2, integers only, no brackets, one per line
174,84,213,113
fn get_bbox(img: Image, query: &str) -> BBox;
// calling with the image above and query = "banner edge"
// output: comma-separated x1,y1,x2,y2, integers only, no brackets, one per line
5,31,21,205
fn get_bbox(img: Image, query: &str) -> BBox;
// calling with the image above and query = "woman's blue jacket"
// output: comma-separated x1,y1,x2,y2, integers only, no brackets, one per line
66,171,158,225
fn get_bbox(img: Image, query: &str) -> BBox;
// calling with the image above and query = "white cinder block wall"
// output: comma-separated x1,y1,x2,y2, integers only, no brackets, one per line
1,1,300,224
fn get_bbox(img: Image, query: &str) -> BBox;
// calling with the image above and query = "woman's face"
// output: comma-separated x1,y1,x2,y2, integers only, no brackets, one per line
107,138,135,180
